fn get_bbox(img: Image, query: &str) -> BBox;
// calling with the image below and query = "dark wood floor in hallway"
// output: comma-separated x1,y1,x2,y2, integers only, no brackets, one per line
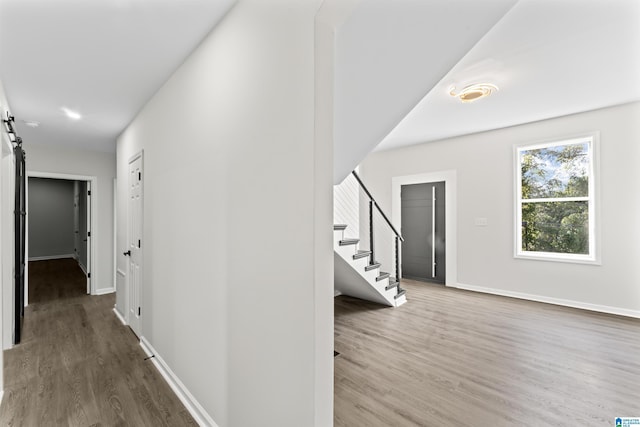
334,279,640,427
0,259,196,426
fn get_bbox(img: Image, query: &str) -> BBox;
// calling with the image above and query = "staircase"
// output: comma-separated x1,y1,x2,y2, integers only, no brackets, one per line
333,170,408,307
334,224,406,307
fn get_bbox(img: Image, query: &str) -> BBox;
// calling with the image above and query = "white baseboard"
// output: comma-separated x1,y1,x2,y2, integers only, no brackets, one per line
139,337,219,427
334,290,342,297
450,282,640,319
28,254,75,262
112,307,127,326
95,287,115,296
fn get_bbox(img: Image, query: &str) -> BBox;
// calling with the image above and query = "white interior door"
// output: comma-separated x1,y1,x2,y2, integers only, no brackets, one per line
127,154,143,337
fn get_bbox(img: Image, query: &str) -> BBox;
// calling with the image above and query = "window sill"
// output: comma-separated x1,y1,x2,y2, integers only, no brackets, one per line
514,252,600,265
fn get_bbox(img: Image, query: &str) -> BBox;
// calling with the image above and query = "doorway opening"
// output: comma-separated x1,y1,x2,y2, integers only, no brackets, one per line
28,176,92,300
24,172,97,308
27,176,93,304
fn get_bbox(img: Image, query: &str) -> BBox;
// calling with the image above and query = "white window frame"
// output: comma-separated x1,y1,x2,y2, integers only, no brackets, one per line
514,133,600,264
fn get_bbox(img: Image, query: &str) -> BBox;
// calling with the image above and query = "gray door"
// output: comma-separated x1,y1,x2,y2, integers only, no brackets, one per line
401,182,445,284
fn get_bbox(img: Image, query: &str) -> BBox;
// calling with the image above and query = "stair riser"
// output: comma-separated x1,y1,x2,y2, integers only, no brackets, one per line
333,228,404,308
334,242,358,260
394,294,407,307
351,256,370,271
361,268,381,283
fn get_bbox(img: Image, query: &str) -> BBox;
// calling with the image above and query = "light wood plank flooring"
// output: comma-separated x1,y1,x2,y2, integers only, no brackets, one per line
0,259,196,426
334,279,640,426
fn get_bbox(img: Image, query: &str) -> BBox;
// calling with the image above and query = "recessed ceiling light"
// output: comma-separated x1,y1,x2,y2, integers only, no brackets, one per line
61,107,82,120
449,83,498,103
22,120,40,128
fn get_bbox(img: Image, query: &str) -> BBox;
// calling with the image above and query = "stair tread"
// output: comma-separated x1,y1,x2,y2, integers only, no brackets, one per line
339,238,359,246
333,224,348,230
364,263,381,271
375,272,390,281
385,281,399,291
353,250,371,260
394,289,407,299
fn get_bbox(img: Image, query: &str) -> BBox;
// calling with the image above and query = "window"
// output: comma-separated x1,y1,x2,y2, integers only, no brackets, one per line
515,134,598,263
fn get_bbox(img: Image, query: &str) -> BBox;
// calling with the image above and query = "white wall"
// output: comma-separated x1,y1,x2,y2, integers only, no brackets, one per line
116,1,332,426
0,78,12,388
361,102,640,316
28,178,75,259
333,172,360,239
23,143,116,294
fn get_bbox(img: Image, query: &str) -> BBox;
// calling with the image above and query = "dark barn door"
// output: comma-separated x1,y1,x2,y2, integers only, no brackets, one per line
14,145,26,344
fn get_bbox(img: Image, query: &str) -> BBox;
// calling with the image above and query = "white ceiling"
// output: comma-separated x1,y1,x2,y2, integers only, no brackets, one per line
1,0,638,161
377,0,640,151
331,0,517,182
0,0,235,152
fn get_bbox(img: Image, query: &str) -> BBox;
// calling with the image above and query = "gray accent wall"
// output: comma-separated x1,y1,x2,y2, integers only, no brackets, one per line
28,177,75,259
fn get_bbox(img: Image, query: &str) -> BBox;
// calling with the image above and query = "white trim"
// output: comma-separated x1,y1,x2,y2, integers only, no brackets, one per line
334,290,342,297
391,170,457,286
112,307,127,326
450,282,640,319
28,254,75,262
139,337,219,427
113,177,117,289
94,287,115,296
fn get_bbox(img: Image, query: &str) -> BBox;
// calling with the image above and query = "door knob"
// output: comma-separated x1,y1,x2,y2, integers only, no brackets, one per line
123,250,131,256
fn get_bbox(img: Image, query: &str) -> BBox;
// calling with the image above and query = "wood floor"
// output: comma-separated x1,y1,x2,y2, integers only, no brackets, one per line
0,259,196,426
334,279,640,427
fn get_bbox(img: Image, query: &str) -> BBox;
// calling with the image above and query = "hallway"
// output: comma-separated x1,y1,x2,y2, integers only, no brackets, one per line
0,259,196,426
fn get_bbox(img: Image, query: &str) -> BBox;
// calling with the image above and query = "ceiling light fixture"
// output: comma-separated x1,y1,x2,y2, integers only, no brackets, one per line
62,107,82,120
449,83,498,103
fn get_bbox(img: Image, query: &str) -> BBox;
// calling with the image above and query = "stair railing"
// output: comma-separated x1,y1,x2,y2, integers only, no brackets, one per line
351,171,405,294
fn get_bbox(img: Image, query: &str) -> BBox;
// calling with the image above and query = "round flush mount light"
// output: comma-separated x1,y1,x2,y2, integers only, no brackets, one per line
449,83,498,103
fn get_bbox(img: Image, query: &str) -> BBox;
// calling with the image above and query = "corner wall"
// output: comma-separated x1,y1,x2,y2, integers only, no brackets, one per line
361,102,640,315
0,78,12,389
116,1,332,425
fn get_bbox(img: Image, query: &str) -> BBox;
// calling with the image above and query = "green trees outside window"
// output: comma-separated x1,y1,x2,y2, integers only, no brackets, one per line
517,138,594,258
